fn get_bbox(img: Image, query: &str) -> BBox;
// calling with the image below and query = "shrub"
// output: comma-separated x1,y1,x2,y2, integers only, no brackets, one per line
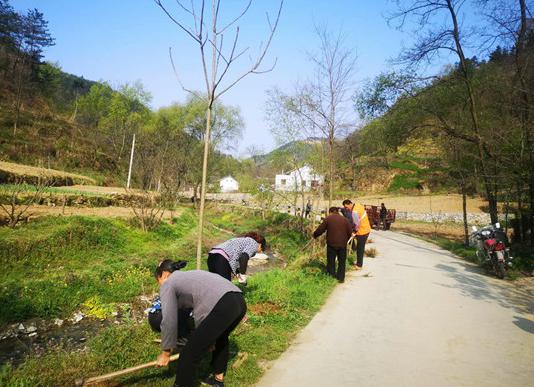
365,247,377,258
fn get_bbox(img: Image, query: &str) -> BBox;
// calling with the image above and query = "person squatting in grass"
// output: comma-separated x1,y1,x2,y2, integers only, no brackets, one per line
148,261,195,348
207,232,266,283
313,207,353,283
341,199,371,270
154,260,247,387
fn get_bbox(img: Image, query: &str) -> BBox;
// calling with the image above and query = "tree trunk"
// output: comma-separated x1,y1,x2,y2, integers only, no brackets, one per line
517,181,524,243
515,0,534,246
328,134,334,208
446,0,498,224
462,182,469,246
195,101,213,269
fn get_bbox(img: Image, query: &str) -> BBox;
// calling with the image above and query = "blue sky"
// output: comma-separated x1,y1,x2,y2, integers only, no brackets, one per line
12,0,477,156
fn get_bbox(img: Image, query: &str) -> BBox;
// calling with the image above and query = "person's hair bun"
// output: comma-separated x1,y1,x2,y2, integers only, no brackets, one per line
155,259,187,278
172,260,187,271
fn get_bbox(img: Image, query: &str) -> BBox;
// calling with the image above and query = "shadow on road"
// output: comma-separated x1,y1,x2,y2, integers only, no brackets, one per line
433,262,534,327
382,232,534,332
513,316,534,335
379,233,457,258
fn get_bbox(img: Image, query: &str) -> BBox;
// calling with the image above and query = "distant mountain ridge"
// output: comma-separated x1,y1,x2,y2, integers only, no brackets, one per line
252,137,325,166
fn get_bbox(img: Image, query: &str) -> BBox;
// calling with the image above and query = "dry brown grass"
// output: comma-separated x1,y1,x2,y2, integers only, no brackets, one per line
0,161,96,185
3,204,182,220
248,301,282,316
365,247,378,258
394,220,465,241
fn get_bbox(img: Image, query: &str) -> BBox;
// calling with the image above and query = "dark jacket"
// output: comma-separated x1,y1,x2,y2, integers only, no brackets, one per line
313,213,352,248
340,207,356,231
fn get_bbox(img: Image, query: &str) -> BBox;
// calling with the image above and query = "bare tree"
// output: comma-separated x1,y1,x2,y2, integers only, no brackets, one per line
278,26,357,207
389,0,500,223
0,177,50,228
154,0,283,268
127,189,167,232
479,0,534,243
266,91,325,229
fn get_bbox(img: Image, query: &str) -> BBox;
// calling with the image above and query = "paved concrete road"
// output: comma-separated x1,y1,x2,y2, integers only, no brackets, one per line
257,232,534,387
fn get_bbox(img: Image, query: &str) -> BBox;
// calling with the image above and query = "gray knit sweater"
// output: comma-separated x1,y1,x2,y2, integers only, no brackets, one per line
159,270,241,350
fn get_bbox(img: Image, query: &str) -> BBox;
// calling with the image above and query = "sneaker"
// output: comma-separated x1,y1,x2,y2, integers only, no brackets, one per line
202,376,224,387
354,265,363,271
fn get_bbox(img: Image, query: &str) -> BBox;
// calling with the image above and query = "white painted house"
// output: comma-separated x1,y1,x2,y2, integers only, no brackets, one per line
219,176,239,193
275,165,324,192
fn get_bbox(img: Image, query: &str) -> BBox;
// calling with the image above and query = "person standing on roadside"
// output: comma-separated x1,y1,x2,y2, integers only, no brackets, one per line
379,203,388,230
305,199,312,218
313,207,353,283
341,199,371,270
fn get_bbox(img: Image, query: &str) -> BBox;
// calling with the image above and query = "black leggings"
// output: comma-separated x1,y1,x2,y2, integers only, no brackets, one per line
355,233,369,267
208,253,232,281
174,292,247,387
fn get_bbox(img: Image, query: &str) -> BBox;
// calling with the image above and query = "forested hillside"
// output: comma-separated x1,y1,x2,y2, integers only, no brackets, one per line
1,0,533,245
344,22,534,244
0,1,243,191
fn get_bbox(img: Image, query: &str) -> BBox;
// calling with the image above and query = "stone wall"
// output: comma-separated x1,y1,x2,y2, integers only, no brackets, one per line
395,211,512,225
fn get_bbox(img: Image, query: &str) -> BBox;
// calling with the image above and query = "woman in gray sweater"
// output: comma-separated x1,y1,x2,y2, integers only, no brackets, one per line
154,260,246,387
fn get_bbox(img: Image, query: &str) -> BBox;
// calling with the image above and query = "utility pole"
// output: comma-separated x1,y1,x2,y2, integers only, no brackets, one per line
127,133,136,189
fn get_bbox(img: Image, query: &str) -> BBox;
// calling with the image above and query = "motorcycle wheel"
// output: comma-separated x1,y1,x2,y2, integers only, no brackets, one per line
496,261,506,279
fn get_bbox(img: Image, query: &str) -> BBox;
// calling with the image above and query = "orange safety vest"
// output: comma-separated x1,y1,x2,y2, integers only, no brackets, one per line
354,203,371,236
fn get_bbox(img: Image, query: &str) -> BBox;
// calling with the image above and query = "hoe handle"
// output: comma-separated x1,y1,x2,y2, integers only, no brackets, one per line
76,353,180,386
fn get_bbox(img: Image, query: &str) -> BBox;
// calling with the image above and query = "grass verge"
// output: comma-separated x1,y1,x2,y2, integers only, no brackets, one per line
0,210,207,324
0,269,336,386
1,205,338,386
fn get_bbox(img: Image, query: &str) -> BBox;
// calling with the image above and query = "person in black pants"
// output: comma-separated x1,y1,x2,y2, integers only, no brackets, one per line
379,202,388,230
154,260,246,387
208,232,266,283
312,207,352,282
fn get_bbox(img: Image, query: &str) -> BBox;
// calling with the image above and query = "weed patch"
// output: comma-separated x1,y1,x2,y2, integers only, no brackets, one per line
365,247,378,258
0,211,200,324
1,206,339,386
2,269,336,386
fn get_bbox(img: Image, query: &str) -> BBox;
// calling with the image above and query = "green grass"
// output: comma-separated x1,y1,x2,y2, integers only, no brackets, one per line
1,269,336,386
0,210,202,324
0,184,111,197
0,205,338,386
209,207,311,264
389,160,421,172
426,236,478,263
387,174,422,191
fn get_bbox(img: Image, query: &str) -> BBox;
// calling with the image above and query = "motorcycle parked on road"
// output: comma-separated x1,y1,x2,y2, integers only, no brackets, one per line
470,223,513,279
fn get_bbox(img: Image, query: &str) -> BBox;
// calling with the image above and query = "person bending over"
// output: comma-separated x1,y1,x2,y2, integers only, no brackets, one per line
208,232,266,283
155,260,246,387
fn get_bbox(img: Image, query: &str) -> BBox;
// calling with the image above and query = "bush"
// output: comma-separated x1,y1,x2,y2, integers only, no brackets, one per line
388,174,422,191
365,247,377,257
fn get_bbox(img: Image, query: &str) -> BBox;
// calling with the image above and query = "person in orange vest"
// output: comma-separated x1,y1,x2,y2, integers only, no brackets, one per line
341,199,371,270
